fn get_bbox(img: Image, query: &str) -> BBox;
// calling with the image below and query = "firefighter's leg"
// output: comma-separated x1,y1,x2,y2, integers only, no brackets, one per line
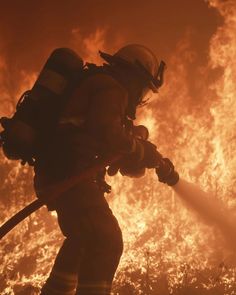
76,208,123,295
41,208,123,295
40,237,80,295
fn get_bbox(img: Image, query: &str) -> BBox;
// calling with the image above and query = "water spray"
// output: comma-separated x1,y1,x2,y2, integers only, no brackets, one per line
172,178,236,252
156,158,236,251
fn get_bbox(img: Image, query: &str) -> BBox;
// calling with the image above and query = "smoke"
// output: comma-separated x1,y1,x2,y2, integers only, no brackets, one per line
173,179,236,252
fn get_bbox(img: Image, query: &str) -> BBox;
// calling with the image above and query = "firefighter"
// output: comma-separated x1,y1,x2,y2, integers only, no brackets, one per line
34,44,177,295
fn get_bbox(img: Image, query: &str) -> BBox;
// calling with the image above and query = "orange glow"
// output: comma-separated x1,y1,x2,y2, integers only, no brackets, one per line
1,1,236,294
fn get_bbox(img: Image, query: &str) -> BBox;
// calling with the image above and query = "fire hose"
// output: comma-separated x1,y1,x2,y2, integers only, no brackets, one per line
0,153,179,240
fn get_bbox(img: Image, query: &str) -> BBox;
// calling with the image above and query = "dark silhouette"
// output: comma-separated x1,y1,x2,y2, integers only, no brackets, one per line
0,44,179,294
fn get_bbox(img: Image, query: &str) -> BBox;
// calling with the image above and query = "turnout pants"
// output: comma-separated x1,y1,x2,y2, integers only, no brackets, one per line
40,182,123,295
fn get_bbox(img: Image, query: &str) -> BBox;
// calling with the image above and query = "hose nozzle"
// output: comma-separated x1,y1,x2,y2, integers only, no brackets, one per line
156,158,179,186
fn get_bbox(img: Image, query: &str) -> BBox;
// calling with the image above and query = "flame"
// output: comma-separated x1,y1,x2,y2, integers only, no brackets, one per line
1,1,236,294
71,28,107,64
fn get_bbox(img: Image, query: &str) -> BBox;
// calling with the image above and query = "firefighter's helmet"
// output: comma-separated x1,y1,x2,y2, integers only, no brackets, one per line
100,44,165,93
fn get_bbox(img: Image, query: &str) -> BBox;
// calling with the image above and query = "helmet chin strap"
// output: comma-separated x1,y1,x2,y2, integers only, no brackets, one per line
126,101,137,120
125,85,147,120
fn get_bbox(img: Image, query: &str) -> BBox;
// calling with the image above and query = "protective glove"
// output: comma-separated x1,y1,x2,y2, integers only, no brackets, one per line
116,157,146,178
135,139,163,168
156,158,179,186
107,139,162,177
107,155,144,177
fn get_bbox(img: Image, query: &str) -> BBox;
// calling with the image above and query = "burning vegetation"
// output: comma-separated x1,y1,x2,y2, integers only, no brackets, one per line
1,0,236,294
